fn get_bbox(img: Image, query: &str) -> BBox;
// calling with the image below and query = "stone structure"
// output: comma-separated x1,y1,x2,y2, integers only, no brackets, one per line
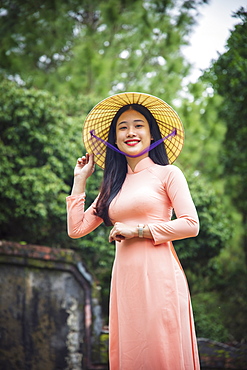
1,241,246,370
0,240,107,370
198,338,247,369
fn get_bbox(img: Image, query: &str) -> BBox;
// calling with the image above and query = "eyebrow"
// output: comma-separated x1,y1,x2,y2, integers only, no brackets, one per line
117,119,145,126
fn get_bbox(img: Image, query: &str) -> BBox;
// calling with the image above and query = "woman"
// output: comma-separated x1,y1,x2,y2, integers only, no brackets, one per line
67,92,200,369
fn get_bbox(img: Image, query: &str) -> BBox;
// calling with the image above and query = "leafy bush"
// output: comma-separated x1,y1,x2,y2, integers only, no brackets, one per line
174,171,233,274
0,79,89,246
192,292,229,342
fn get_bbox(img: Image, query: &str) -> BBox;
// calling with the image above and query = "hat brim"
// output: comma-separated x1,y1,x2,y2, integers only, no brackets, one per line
83,92,184,169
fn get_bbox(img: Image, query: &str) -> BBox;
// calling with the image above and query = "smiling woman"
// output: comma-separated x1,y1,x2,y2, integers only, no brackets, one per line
66,92,200,370
115,109,152,170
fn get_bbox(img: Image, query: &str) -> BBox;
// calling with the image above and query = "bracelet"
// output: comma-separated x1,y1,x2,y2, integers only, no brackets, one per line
138,224,145,238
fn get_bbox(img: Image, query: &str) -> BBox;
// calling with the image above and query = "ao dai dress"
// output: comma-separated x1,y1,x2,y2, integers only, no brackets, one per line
67,157,200,370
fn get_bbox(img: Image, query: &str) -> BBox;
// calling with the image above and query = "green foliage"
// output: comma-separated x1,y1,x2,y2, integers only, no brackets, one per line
0,0,83,77
190,233,247,343
217,268,247,342
53,0,202,100
0,0,207,99
192,292,229,342
207,232,247,343
205,8,247,218
0,79,91,246
203,9,247,299
178,81,226,181
182,10,247,342
174,171,233,273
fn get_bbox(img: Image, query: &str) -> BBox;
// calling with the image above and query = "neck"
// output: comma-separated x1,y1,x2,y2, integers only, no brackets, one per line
126,153,149,171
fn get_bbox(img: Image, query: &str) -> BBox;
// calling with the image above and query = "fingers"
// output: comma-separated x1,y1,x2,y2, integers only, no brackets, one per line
88,153,94,165
77,154,88,165
109,233,125,243
77,156,85,165
109,222,125,243
88,153,95,170
77,153,94,167
109,224,117,242
109,234,124,243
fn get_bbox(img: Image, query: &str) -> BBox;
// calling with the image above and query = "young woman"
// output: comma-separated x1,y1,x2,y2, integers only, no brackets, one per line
67,92,200,370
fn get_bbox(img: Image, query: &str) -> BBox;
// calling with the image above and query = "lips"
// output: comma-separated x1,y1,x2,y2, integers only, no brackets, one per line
125,139,140,146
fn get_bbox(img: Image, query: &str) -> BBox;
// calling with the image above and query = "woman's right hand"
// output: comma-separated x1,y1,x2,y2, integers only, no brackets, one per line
71,153,95,196
74,153,95,179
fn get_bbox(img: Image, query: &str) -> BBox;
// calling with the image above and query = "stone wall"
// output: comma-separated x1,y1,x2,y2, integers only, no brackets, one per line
198,338,247,369
1,241,246,369
0,240,106,370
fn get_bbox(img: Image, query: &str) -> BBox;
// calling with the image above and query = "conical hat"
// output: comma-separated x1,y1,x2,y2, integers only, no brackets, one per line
83,92,184,169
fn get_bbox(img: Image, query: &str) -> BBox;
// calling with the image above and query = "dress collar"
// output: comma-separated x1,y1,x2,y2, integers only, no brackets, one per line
127,157,154,174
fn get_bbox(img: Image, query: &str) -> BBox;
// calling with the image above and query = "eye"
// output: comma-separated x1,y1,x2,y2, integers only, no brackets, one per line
118,125,127,130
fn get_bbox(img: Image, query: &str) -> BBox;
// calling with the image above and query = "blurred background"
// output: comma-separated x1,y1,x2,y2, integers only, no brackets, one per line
0,0,246,368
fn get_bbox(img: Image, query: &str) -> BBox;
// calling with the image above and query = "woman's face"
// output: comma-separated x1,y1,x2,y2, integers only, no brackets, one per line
115,109,152,158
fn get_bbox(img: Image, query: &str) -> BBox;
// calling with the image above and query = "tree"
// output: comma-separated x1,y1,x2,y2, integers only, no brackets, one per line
0,0,208,99
0,0,85,81
204,8,247,261
174,171,233,274
0,79,94,246
193,7,247,342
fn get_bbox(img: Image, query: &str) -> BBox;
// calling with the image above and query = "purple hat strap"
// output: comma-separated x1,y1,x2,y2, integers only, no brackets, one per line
89,128,177,158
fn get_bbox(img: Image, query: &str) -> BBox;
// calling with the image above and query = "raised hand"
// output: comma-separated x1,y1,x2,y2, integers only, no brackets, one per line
74,153,95,179
71,153,95,195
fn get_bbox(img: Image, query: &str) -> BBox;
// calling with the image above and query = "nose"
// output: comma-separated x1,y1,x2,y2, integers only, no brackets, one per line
127,127,136,137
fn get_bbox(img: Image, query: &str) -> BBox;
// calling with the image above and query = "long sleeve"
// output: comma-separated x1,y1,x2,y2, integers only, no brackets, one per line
148,166,199,245
66,193,103,239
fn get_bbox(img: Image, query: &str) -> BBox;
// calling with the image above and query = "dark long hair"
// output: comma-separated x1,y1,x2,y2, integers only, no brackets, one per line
95,104,169,226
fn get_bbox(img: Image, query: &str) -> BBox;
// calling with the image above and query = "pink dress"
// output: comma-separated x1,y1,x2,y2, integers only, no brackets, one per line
67,157,200,370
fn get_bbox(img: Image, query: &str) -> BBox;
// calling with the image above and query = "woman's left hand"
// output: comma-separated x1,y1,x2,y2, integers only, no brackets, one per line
109,222,138,243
